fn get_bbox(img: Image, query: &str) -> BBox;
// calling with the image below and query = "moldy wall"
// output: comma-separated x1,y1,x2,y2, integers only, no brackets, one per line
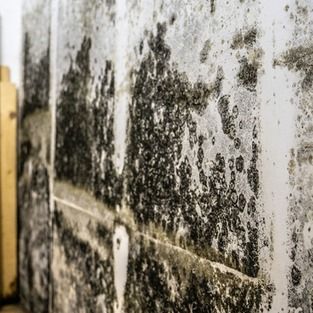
19,0,313,312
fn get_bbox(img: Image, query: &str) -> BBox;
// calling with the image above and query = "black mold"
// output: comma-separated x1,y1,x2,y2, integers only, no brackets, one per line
22,32,50,120
55,36,122,206
127,22,261,277
237,57,259,91
247,141,259,195
169,13,177,25
218,95,237,140
276,44,313,90
19,160,50,313
210,0,216,14
236,155,245,172
127,22,216,232
200,40,211,63
124,238,263,313
231,28,257,50
291,265,302,286
53,208,114,313
55,36,93,186
19,31,51,313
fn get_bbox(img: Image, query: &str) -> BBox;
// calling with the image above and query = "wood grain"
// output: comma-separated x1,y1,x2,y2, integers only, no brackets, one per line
0,66,17,300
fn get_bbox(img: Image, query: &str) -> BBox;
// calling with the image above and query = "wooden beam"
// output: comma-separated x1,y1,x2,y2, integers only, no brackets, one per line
0,66,17,301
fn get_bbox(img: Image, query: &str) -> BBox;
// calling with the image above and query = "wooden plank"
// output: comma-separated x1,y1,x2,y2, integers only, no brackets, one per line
0,66,17,300
0,67,10,82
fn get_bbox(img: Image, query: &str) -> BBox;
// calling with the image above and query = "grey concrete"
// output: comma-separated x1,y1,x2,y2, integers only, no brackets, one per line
19,0,313,312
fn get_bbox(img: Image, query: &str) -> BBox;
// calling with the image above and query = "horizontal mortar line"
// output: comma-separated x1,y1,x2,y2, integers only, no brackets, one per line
53,196,104,220
53,194,261,284
138,231,260,284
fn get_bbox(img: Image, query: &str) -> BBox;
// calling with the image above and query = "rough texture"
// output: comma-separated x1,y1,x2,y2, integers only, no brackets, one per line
19,1,51,312
53,0,120,208
55,37,121,207
126,4,264,280
274,1,313,311
20,0,313,312
124,234,264,313
52,203,115,313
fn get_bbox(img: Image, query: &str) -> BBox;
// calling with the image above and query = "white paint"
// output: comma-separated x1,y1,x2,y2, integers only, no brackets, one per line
259,0,296,311
114,0,129,175
113,225,129,313
0,0,22,85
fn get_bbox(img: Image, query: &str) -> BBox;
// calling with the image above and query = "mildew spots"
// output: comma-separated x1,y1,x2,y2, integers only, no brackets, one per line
124,236,265,313
22,1,271,311
247,141,260,196
22,32,50,119
19,25,51,312
217,95,237,140
231,28,261,92
55,36,122,206
236,155,245,172
237,57,259,91
19,156,50,313
231,27,258,50
53,207,115,313
275,44,313,90
210,0,216,14
199,39,211,63
127,22,262,277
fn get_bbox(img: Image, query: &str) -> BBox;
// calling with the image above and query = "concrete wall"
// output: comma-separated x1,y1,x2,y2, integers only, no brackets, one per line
19,0,313,312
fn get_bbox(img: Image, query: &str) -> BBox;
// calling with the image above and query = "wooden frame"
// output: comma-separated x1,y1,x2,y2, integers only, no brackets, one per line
0,66,17,301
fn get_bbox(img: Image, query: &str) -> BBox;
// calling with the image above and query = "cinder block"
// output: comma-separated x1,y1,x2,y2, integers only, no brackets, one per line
124,232,270,313
123,0,266,279
50,196,271,312
52,201,115,313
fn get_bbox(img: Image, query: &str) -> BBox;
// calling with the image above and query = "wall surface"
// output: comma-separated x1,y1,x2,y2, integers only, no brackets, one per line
0,0,22,85
19,0,313,312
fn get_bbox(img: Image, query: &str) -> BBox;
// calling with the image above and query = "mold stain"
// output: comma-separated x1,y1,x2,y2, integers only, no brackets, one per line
237,57,259,91
247,141,260,196
127,22,262,277
277,38,313,309
231,28,257,50
231,28,261,92
275,44,313,90
19,31,51,313
124,238,264,313
217,95,237,140
53,208,115,313
22,32,50,120
19,160,50,313
55,36,93,187
199,39,212,63
210,0,216,14
55,36,122,207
